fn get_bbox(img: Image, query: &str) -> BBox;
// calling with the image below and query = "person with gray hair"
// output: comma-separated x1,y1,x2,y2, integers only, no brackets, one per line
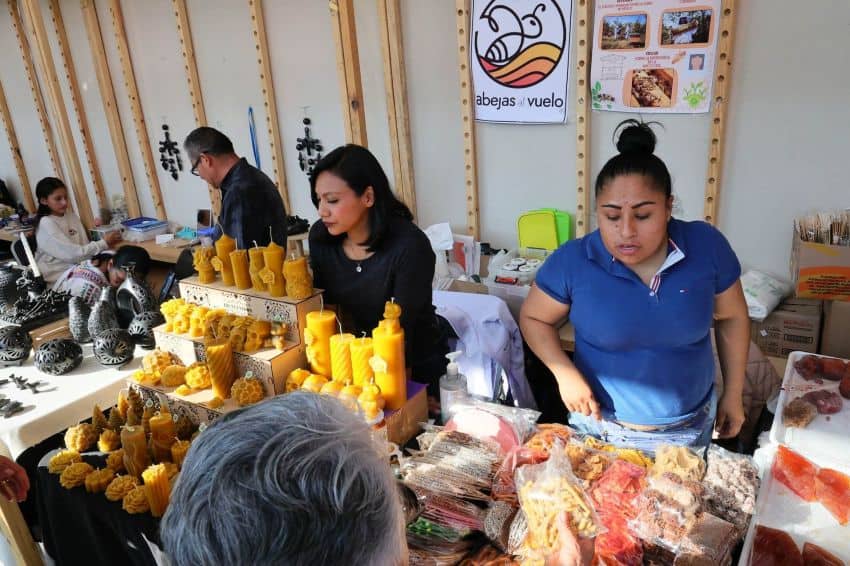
161,391,407,566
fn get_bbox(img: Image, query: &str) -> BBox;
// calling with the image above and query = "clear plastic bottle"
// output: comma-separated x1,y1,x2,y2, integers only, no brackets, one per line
439,350,468,424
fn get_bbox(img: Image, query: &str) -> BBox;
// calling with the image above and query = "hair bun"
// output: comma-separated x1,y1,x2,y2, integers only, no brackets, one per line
614,119,657,155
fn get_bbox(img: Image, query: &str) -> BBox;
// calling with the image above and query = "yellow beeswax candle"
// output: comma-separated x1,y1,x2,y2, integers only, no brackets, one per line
260,240,285,297
121,426,150,478
142,464,171,518
350,337,374,387
371,301,406,410
229,249,252,290
171,440,190,469
213,234,236,286
248,246,267,292
205,338,237,398
148,412,176,463
329,333,355,383
193,246,217,283
283,255,313,299
304,310,336,377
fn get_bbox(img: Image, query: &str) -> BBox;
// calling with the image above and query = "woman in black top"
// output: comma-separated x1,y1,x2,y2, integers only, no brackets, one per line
309,145,450,392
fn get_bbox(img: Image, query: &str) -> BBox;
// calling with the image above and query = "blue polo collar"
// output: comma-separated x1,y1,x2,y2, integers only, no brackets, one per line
584,218,688,286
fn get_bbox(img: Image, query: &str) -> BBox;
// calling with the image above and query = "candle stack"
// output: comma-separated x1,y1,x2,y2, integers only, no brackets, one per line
283,255,313,299
229,249,252,290
304,310,336,377
212,234,236,286
121,425,151,478
148,412,176,462
372,301,406,410
260,240,286,297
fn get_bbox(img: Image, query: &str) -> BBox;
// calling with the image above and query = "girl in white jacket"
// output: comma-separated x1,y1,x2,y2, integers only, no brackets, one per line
33,177,121,284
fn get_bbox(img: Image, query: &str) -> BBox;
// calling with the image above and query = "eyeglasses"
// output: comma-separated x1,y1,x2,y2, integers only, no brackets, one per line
190,154,204,176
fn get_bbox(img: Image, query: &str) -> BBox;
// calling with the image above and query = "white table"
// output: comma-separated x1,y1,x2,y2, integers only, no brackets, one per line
0,345,142,566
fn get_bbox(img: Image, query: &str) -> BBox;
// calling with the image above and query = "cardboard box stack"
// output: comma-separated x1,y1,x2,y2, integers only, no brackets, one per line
750,298,823,357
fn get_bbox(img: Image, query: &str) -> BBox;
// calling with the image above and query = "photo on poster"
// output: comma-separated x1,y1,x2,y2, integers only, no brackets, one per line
470,0,573,124
589,0,720,114
626,68,677,108
600,13,648,50
660,9,713,46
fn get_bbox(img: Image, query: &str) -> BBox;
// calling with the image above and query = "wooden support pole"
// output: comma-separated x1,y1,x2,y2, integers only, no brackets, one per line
0,78,35,212
454,0,479,239
704,0,736,225
79,0,140,219
377,0,416,218
8,0,62,177
329,0,367,146
575,0,591,237
172,0,220,216
247,0,291,212
107,0,166,219
49,0,108,215
21,0,94,228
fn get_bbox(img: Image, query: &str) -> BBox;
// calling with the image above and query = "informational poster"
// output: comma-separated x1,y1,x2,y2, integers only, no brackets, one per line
589,0,720,114
470,0,573,124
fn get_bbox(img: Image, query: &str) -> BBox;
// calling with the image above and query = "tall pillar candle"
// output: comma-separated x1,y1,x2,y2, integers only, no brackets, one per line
212,234,236,286
304,310,336,377
260,241,285,297
229,249,252,290
121,425,150,478
329,333,355,383
148,412,176,462
205,337,237,399
248,246,267,292
371,301,406,409
350,337,374,387
283,255,313,299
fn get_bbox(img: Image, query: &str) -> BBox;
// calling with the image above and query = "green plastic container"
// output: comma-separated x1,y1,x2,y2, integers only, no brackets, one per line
517,209,572,251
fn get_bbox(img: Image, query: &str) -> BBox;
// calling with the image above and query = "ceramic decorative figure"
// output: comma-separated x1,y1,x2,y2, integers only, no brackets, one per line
93,329,135,367
34,339,83,375
89,287,119,340
116,269,158,327
127,311,165,350
68,296,92,343
0,326,32,365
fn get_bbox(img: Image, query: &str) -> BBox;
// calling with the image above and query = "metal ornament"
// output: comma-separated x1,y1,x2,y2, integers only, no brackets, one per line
93,328,135,367
0,326,32,365
68,296,92,343
88,287,119,340
127,311,165,349
34,339,83,376
116,268,158,328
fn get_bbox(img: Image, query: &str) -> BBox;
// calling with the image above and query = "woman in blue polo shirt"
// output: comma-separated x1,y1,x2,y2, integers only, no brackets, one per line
519,120,750,453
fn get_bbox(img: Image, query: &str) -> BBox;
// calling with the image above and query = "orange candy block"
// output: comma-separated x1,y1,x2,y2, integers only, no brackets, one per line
772,445,818,502
815,468,850,525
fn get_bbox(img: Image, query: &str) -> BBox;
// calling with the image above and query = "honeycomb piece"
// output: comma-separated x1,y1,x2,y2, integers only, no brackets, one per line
184,363,212,389
98,429,121,453
122,486,150,514
161,365,188,387
231,376,265,407
106,449,126,473
65,423,98,452
48,450,82,474
131,369,160,386
60,462,94,489
174,385,194,397
105,475,138,501
84,468,115,493
142,349,180,377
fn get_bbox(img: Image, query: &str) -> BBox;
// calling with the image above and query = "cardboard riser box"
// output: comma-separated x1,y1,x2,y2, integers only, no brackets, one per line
153,325,307,395
750,298,823,357
177,276,323,346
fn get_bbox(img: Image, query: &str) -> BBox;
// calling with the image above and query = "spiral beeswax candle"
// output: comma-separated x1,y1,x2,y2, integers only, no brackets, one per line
350,337,374,387
329,333,354,383
205,338,237,398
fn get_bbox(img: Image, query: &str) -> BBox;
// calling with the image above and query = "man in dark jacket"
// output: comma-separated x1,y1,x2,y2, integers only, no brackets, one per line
184,127,287,249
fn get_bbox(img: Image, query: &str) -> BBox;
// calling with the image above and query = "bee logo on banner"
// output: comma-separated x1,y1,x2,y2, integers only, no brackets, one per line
471,0,573,124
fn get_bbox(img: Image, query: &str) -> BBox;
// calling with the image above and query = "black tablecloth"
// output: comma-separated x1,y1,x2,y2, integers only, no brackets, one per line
35,450,161,566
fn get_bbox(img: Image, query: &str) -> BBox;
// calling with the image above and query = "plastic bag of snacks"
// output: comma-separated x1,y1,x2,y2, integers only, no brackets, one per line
563,440,615,488
491,446,549,505
589,460,647,566
628,472,703,554
701,444,759,537
445,400,541,456
515,442,604,564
